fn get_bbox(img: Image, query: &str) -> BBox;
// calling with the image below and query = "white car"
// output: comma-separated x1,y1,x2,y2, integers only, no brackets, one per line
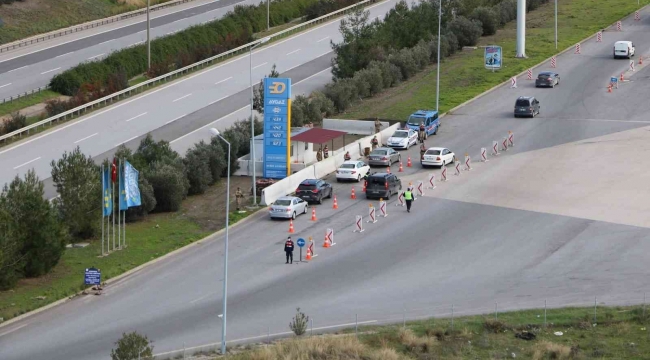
269,196,308,220
613,40,635,59
421,147,455,168
336,160,370,182
387,129,418,150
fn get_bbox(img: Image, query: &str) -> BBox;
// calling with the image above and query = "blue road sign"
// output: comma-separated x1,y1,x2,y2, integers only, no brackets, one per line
611,77,618,83
296,238,306,247
263,78,292,179
84,268,101,285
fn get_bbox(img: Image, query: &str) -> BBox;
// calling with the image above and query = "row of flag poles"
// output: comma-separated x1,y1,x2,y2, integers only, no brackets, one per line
101,158,142,257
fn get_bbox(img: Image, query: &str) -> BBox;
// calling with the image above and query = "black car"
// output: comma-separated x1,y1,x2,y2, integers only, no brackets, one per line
365,173,402,200
535,71,560,88
295,179,333,204
514,96,540,118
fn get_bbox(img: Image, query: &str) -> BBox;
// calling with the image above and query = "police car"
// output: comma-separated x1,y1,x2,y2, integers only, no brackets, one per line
386,129,418,150
405,109,440,139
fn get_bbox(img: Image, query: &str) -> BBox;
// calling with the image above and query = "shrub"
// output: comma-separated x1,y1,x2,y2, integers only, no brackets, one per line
324,78,358,113
0,207,20,290
45,98,72,117
352,70,371,98
184,144,213,195
305,0,358,20
308,91,335,121
411,40,431,70
470,6,499,36
146,161,188,212
444,32,459,55
1,112,27,135
353,66,383,98
388,47,419,80
289,307,309,336
494,0,517,26
291,95,311,127
110,332,154,360
133,134,180,169
368,60,401,88
447,16,483,48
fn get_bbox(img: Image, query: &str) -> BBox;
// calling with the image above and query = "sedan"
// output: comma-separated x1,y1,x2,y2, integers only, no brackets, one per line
368,147,401,167
535,71,560,88
336,160,370,182
269,196,308,220
295,179,333,204
421,147,455,168
386,129,418,149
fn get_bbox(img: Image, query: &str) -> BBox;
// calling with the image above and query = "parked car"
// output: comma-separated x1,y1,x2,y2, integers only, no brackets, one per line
336,160,370,182
535,71,560,88
269,196,308,220
613,40,635,59
368,147,401,167
386,129,418,149
365,173,402,200
295,179,333,204
421,147,455,168
514,96,540,118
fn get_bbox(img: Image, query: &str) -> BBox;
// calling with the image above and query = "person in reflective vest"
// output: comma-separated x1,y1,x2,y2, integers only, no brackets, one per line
403,188,414,213
344,151,351,161
284,236,294,264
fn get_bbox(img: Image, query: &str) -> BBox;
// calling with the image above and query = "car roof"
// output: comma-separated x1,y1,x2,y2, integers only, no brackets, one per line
615,40,632,44
300,179,319,185
276,196,298,201
426,147,447,151
341,160,361,165
372,147,392,151
517,96,534,100
538,71,555,75
368,173,391,177
410,110,438,117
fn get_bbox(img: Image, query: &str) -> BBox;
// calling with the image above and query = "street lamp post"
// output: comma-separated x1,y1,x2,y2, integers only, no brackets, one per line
554,0,558,49
436,0,442,112
147,0,151,70
210,128,231,356
249,37,270,206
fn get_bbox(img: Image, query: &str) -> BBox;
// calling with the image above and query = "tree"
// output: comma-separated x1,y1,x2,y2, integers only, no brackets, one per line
447,16,483,48
133,134,180,169
183,144,213,195
252,64,280,114
0,207,22,290
1,112,27,135
289,307,309,336
51,146,100,239
470,6,499,36
146,161,188,212
203,140,226,184
331,8,377,79
110,331,153,360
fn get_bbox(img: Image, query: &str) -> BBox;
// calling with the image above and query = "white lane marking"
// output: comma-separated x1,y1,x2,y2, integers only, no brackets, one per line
13,157,41,170
170,66,333,144
215,77,232,85
56,52,73,58
286,49,300,56
172,19,184,24
0,323,29,338
87,53,105,60
317,36,330,42
40,67,61,75
251,62,268,70
172,93,192,102
0,83,11,88
165,114,187,124
73,132,98,144
283,50,331,73
8,66,27,73
98,39,114,45
131,41,145,46
206,95,228,106
562,118,650,124
189,291,216,304
115,135,140,148
125,112,147,122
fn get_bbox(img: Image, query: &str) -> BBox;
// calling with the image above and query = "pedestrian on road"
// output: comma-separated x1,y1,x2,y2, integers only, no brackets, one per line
284,236,294,264
235,187,244,211
402,187,414,213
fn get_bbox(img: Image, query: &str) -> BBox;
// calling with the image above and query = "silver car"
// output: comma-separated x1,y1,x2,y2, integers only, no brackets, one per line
368,147,401,167
269,196,308,220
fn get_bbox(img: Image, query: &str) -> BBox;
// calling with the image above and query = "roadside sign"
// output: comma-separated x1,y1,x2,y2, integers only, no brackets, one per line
610,77,618,83
484,45,502,70
296,238,305,247
84,268,101,286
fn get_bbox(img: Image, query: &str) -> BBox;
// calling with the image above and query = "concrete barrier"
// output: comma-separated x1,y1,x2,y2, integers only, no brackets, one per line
323,119,390,135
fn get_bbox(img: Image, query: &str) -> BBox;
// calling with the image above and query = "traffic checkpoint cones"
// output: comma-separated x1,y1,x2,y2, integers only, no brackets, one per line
311,207,317,221
289,219,295,233
323,228,335,247
399,161,404,172
351,187,357,199
608,85,613,93
620,73,624,81
386,166,391,174
407,156,412,167
333,195,338,209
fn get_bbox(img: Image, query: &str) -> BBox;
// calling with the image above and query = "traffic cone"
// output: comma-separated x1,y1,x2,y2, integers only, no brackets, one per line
351,187,356,199
398,162,404,172
620,73,624,81
607,85,612,93
640,57,644,65
323,235,330,248
289,219,295,233
332,195,338,209
311,207,317,221
407,156,412,167
306,248,312,260
386,166,391,174
362,181,367,192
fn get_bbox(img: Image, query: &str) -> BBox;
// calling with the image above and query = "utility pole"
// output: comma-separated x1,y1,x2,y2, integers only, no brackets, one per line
436,0,442,112
554,0,558,49
515,0,526,57
147,0,151,70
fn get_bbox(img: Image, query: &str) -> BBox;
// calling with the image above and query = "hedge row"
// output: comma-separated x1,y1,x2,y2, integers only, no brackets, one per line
50,0,361,96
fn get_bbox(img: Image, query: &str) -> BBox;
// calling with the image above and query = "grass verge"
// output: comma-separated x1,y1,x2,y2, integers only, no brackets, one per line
340,0,650,120
0,90,61,118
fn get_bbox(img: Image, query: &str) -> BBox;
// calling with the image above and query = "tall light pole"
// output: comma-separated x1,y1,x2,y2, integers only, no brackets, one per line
249,36,270,206
210,128,231,356
267,0,270,31
515,0,526,57
436,0,442,112
554,0,558,49
147,0,151,70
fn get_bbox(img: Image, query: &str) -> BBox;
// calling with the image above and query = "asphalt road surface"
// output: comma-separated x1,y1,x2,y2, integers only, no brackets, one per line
0,0,262,99
1,7,650,360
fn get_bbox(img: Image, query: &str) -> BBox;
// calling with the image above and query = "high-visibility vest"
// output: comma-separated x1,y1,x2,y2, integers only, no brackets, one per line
404,191,413,200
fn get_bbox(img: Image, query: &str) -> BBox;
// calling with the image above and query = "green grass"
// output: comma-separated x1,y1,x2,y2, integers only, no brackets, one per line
0,90,61,117
127,74,149,87
341,0,650,120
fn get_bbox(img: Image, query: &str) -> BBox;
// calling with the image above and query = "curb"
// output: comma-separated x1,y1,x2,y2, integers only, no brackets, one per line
441,3,650,118
0,206,266,330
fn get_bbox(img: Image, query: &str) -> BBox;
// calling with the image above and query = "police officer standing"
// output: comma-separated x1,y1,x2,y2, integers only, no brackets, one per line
284,236,294,264
344,151,351,161
235,187,244,211
371,135,379,150
374,118,382,134
402,187,414,213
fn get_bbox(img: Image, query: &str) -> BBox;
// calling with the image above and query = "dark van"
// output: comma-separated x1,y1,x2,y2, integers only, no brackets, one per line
365,173,402,200
514,96,540,118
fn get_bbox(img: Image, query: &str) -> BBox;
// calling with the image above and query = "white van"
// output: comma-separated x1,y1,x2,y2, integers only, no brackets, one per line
613,41,635,59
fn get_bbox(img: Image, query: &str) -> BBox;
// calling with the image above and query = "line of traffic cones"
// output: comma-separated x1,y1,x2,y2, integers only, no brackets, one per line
407,156,412,167
398,161,404,172
351,187,356,199
323,235,330,248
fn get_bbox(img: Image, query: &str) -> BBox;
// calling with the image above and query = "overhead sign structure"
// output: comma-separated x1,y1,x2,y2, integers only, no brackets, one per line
263,78,292,179
84,268,101,286
484,46,502,70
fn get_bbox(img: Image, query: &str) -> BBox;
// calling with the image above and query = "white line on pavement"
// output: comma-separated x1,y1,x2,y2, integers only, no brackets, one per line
125,112,148,122
189,291,216,304
56,52,73,58
131,41,145,46
13,157,41,170
316,36,330,42
0,83,11,89
0,323,29,338
206,95,228,106
251,62,268,70
115,135,140,148
215,77,232,85
165,114,187,124
286,49,300,56
7,66,27,73
172,93,192,102
40,67,61,75
87,53,105,60
98,39,114,45
73,132,98,144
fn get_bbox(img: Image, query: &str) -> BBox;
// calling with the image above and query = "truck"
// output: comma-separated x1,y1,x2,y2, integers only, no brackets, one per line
404,110,440,140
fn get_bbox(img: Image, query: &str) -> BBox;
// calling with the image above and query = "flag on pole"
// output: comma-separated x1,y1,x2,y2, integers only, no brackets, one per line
102,167,113,217
119,159,128,211
124,161,142,207
111,158,118,183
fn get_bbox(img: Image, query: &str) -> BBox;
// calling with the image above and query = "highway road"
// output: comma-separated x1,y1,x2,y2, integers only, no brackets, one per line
1,6,650,360
0,0,264,99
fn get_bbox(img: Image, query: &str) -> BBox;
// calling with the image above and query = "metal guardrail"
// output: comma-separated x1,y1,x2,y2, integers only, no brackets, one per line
1,86,51,105
0,0,197,53
0,0,371,143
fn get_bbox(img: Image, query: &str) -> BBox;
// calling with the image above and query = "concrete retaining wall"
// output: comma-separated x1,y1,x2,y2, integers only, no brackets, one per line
323,119,390,135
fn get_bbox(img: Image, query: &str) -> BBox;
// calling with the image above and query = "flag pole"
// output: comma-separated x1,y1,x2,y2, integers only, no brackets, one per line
101,164,105,257
118,159,121,250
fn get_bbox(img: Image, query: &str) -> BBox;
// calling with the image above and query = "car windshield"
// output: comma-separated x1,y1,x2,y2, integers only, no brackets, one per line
299,184,316,190
516,99,530,106
425,149,441,155
340,164,355,169
368,177,386,185
538,74,550,78
371,150,387,156
392,131,408,138
408,116,425,125
274,200,292,206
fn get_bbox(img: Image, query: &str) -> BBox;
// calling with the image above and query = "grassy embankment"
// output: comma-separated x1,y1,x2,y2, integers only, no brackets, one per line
341,0,650,120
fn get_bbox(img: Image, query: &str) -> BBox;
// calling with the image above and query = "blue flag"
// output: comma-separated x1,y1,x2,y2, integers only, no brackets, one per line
119,160,128,211
102,167,112,217
124,161,142,207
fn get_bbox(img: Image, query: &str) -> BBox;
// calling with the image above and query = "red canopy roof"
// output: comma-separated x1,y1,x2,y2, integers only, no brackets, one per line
290,128,347,144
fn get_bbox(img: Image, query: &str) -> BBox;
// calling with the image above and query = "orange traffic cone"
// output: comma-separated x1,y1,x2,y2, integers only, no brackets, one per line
607,85,612,93
407,156,412,167
362,181,367,192
332,195,338,209
398,162,404,172
386,166,391,174
640,57,644,65
620,73,624,81
306,248,312,260
351,187,356,199
323,235,330,248
311,207,317,221
289,219,295,233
